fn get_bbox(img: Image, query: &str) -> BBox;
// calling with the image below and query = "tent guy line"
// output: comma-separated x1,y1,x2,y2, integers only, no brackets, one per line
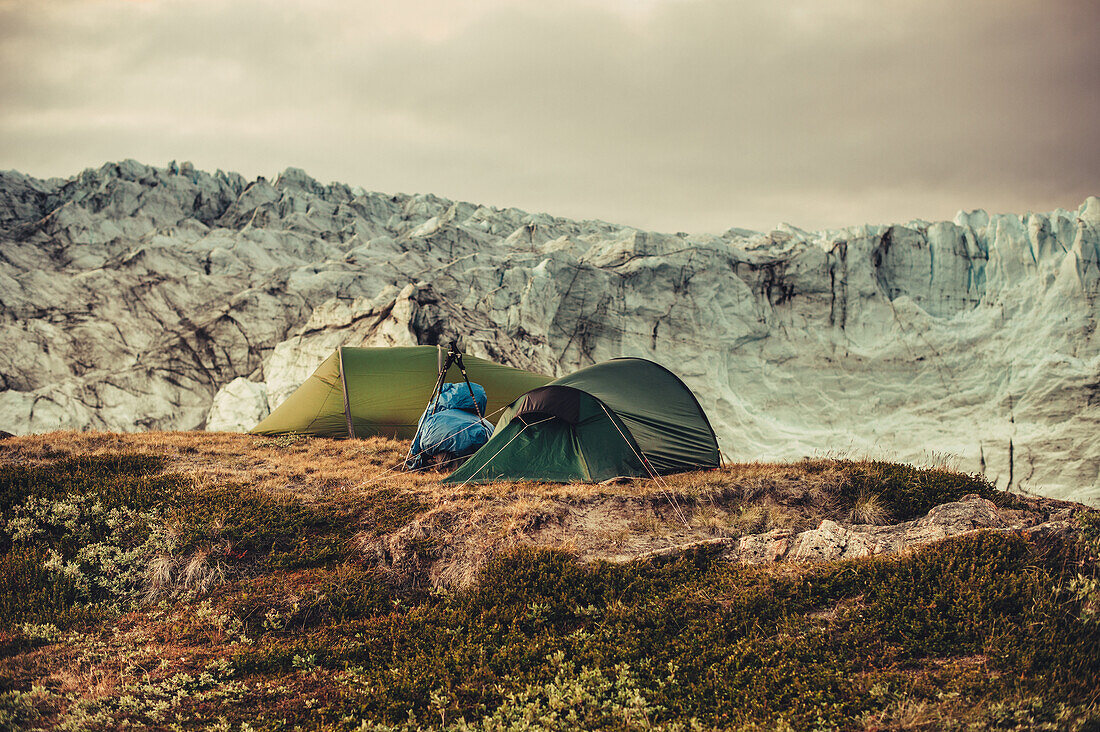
598,400,690,526
453,416,556,490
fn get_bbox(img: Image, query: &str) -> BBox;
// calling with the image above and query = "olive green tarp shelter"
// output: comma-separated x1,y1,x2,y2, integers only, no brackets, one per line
444,358,720,484
251,346,551,439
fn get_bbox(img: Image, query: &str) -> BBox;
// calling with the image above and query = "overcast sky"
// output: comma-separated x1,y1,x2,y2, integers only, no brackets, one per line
1,0,1097,233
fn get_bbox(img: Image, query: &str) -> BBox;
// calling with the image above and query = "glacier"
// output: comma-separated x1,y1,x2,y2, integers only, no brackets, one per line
0,160,1096,503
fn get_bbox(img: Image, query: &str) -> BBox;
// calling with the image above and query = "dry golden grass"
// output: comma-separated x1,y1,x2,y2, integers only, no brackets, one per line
849,491,892,525
0,430,1043,592
2,431,390,501
0,432,853,525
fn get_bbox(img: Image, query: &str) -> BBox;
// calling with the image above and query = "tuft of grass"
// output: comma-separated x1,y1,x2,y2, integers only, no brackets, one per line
848,491,891,525
737,504,769,534
180,548,228,593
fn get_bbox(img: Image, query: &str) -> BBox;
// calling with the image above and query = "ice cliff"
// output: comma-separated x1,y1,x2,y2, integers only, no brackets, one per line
0,160,1097,503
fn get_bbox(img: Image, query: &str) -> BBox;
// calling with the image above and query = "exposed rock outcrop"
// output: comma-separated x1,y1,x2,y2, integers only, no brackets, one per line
0,160,1097,502
734,494,1008,564
365,489,1083,590
629,494,1072,566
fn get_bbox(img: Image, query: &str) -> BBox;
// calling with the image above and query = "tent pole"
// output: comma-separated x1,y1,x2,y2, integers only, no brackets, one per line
338,347,356,438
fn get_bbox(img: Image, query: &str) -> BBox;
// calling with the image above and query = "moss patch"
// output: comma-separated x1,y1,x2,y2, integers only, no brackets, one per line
170,482,356,569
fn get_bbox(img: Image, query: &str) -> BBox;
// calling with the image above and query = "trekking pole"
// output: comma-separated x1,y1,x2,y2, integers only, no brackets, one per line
403,347,457,469
428,350,457,419
452,347,484,421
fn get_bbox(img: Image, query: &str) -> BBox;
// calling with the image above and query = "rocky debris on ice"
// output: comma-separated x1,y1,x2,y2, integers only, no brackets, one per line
0,160,1097,503
205,377,269,433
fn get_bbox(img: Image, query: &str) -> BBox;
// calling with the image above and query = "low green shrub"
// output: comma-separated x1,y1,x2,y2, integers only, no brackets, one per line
0,546,98,628
858,532,1036,655
1066,510,1100,626
171,483,354,569
453,650,662,731
310,532,1098,730
0,453,358,630
309,564,393,621
0,456,182,628
0,454,173,518
0,685,48,731
834,460,1012,521
216,564,393,639
230,640,332,675
359,487,428,537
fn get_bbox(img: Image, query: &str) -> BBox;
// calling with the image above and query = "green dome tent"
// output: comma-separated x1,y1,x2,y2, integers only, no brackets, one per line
251,346,551,439
444,358,720,484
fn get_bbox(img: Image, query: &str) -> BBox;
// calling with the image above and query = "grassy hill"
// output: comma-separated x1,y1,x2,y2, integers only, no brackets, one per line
0,432,1097,731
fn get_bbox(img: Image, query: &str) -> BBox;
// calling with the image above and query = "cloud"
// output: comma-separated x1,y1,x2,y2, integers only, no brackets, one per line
1,0,1097,231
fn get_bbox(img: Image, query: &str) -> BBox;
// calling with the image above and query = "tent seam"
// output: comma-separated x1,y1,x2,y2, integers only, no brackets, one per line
455,416,555,488
573,424,593,482
338,347,355,438
302,351,341,434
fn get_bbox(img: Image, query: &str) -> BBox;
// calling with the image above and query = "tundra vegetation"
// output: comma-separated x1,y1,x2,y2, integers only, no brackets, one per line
0,432,1097,731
